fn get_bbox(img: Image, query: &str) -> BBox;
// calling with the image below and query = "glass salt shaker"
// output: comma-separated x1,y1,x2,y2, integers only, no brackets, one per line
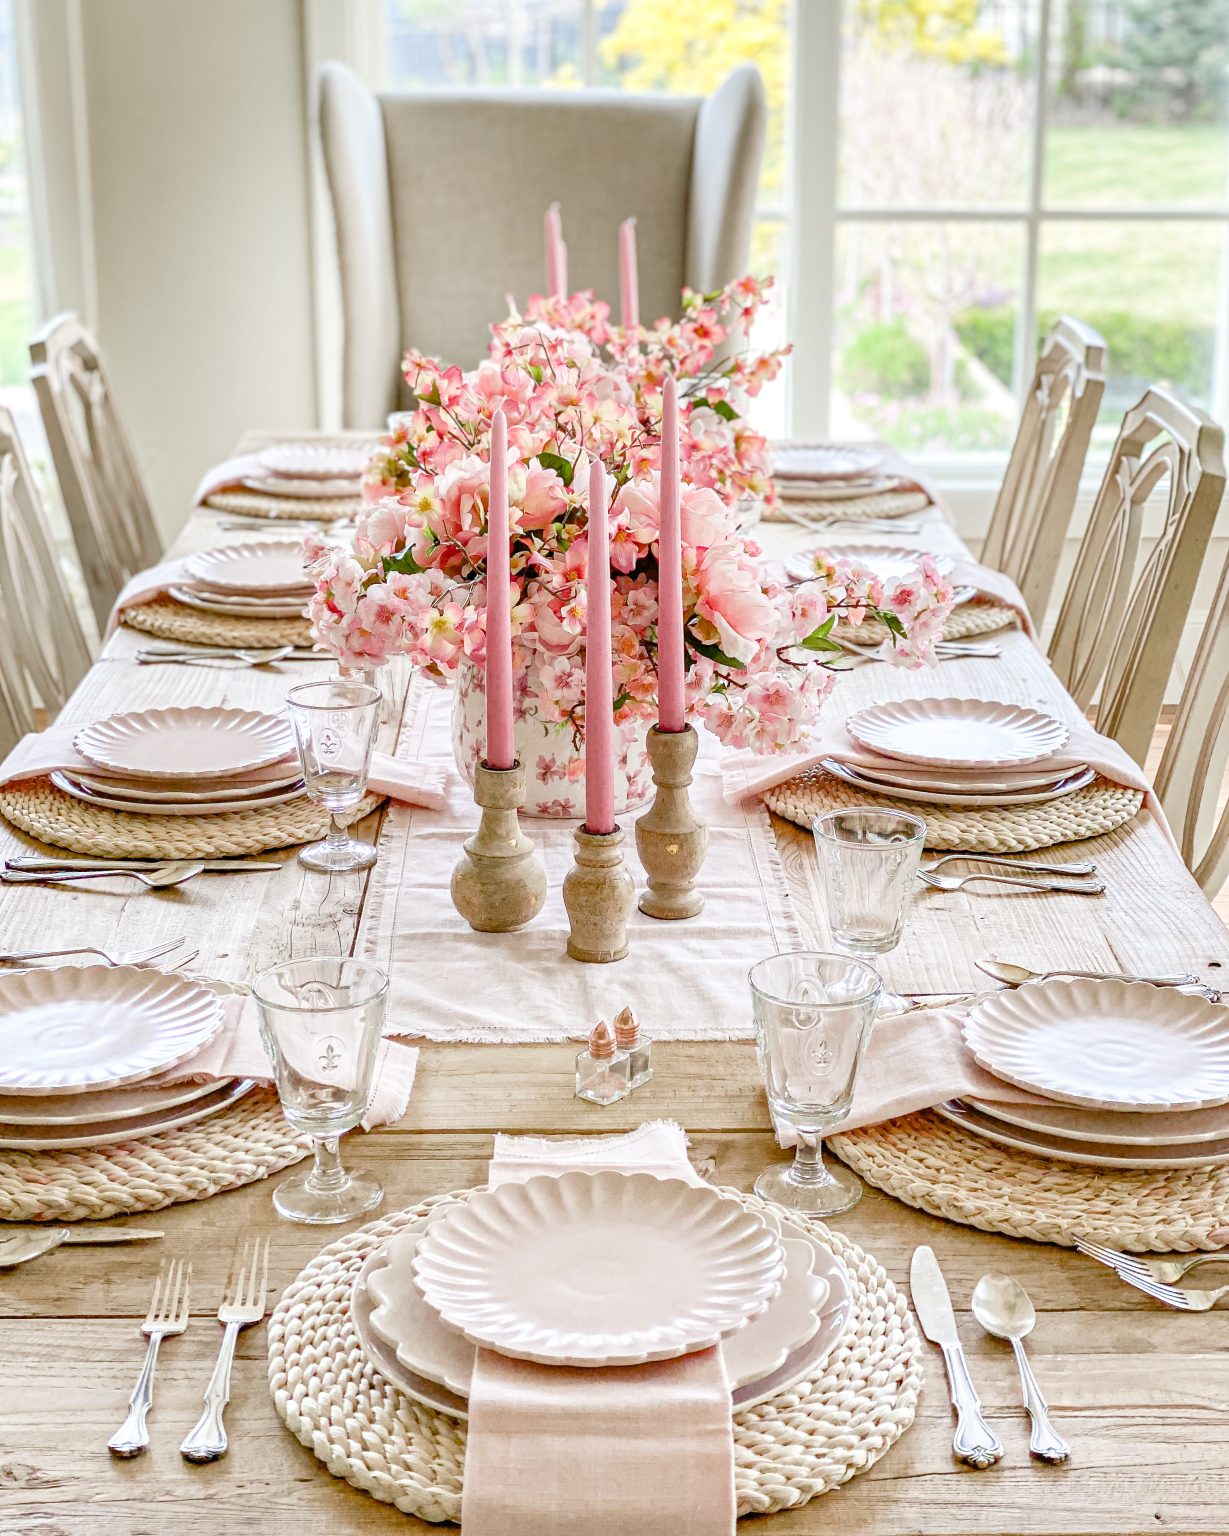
614,1005,652,1090
575,1019,631,1105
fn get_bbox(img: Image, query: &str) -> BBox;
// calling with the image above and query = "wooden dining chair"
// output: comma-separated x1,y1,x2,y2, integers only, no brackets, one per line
30,313,162,631
0,407,93,754
980,316,1106,622
318,61,766,425
1048,387,1226,767
1154,549,1229,896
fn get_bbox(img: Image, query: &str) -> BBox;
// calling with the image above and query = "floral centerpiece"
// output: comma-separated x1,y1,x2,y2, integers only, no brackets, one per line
307,277,954,816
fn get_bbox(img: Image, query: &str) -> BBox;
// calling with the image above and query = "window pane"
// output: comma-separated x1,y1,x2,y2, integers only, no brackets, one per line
383,0,586,90
1044,0,1229,209
1036,219,1223,442
831,220,1025,453
0,0,31,390
748,217,788,438
839,2,1036,210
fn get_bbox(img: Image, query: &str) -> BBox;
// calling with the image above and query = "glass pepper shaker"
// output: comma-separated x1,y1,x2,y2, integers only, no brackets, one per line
575,1018,631,1105
614,1005,652,1090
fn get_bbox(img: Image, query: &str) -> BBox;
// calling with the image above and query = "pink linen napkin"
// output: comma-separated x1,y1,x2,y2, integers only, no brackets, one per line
156,990,417,1131
460,1122,736,1536
107,557,198,635
948,559,1036,639
0,723,449,812
721,708,1174,845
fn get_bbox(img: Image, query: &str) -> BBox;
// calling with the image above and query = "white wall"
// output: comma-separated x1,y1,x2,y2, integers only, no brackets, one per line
28,0,319,541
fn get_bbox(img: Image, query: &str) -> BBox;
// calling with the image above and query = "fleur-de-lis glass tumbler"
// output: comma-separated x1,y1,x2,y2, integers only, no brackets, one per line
749,951,881,1215
286,679,382,872
252,957,388,1224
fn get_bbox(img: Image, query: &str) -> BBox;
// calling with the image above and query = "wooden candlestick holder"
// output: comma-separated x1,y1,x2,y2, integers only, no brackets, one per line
450,761,547,933
635,724,708,919
562,825,636,962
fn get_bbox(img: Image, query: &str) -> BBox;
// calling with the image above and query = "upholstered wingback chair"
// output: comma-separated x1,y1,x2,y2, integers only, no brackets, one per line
318,62,766,427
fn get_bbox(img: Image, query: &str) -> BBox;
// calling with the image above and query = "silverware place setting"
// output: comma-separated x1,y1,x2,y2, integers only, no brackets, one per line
2,857,284,890
917,853,1104,895
180,1236,273,1463
134,646,324,667
917,869,1106,895
910,1245,1003,1468
1074,1235,1229,1309
971,1274,1070,1462
0,937,192,968
0,1224,163,1268
108,1258,192,1458
976,956,1202,989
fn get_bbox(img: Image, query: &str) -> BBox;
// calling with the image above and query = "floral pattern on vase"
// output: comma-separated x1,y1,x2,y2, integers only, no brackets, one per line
451,660,652,819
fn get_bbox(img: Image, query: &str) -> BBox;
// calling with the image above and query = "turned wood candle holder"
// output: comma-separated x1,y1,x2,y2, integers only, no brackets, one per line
562,825,636,963
635,724,708,920
450,761,547,933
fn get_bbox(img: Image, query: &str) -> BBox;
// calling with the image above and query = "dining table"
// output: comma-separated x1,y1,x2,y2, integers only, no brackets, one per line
1,443,1228,1536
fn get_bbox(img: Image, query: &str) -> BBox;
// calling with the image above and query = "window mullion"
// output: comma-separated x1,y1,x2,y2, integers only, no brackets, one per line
1014,0,1052,404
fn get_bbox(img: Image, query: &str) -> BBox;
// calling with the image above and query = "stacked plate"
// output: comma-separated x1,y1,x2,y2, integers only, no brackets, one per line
0,964,253,1150
350,1170,853,1416
942,977,1229,1168
241,442,370,500
828,698,1093,809
772,443,902,501
54,705,304,817
170,540,315,619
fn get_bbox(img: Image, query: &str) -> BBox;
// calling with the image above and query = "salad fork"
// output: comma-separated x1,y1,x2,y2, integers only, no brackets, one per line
180,1236,273,1462
1074,1235,1229,1287
918,870,1106,895
0,937,189,967
1116,1274,1229,1311
925,853,1096,878
108,1258,192,1457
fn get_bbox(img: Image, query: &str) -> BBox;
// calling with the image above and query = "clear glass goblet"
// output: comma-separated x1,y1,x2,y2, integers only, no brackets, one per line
812,807,925,1015
749,950,881,1216
252,956,388,1224
286,678,381,872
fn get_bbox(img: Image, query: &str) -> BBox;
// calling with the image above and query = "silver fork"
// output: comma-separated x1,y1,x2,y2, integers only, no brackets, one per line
108,1258,192,1457
925,853,1096,878
180,1236,272,1462
917,870,1106,895
1112,1273,1229,1311
1074,1235,1229,1287
0,937,189,968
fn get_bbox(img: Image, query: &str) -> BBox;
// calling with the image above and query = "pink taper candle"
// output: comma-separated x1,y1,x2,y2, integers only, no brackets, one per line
545,203,567,300
657,375,685,732
484,409,515,770
584,459,616,834
619,217,639,329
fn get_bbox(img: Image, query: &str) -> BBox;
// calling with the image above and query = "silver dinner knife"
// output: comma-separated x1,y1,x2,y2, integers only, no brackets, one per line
910,1245,1003,1468
5,857,284,873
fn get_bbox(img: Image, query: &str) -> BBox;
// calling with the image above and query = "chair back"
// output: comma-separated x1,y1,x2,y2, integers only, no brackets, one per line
981,317,1105,620
1048,387,1226,765
30,314,162,630
0,407,92,752
318,62,765,424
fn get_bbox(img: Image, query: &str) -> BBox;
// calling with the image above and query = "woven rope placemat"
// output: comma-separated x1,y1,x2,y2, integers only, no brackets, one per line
203,489,361,522
765,489,932,525
122,597,313,648
0,778,383,858
834,600,1016,645
0,1086,307,1222
268,1185,922,1524
832,1110,1229,1252
765,769,1142,852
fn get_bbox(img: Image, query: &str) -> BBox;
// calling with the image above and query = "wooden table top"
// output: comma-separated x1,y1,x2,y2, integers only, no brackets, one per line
2,498,1228,1536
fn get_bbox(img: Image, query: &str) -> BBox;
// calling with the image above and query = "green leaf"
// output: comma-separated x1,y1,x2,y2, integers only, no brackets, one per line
537,451,574,488
419,382,442,407
709,398,739,421
382,549,424,577
798,631,844,654
688,633,745,670
528,364,544,384
612,691,633,712
879,610,906,639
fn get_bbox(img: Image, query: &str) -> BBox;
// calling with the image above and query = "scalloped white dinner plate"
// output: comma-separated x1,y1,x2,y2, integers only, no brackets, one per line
963,1092,1229,1147
51,770,306,817
242,475,357,499
0,1073,233,1125
71,768,303,803
935,1099,1229,1169
772,444,883,480
0,965,225,1095
848,698,1068,769
257,443,371,480
0,1078,256,1150
962,978,1229,1112
821,757,1096,808
170,586,310,620
369,1220,826,1397
185,541,313,595
352,1223,852,1419
74,707,293,781
411,1171,785,1367
787,545,955,585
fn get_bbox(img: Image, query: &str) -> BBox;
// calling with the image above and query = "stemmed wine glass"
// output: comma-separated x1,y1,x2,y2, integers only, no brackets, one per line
253,956,388,1224
812,807,925,1015
749,950,881,1216
286,678,381,872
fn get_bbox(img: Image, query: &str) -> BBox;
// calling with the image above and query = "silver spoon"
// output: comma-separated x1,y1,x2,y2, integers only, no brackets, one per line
976,957,1199,989
1,862,206,889
0,1226,164,1267
971,1274,1070,1463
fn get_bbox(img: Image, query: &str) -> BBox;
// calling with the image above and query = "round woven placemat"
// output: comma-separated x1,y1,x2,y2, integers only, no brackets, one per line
765,769,1142,852
834,600,1016,645
832,1110,1229,1252
122,597,313,648
0,1086,307,1222
203,489,360,522
765,489,932,525
0,778,383,857
268,1185,922,1524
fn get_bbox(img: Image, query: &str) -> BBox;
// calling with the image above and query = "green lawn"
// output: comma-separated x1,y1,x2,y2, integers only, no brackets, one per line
0,233,31,388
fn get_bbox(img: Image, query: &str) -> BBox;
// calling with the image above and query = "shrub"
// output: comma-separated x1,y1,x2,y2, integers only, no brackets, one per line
840,317,930,399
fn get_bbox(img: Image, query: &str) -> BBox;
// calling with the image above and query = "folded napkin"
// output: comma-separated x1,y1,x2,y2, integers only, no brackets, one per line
0,722,450,812
948,559,1036,639
157,989,417,1131
721,707,1173,844
461,1122,735,1536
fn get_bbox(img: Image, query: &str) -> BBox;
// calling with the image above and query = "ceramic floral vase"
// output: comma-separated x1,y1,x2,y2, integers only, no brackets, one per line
451,660,653,819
